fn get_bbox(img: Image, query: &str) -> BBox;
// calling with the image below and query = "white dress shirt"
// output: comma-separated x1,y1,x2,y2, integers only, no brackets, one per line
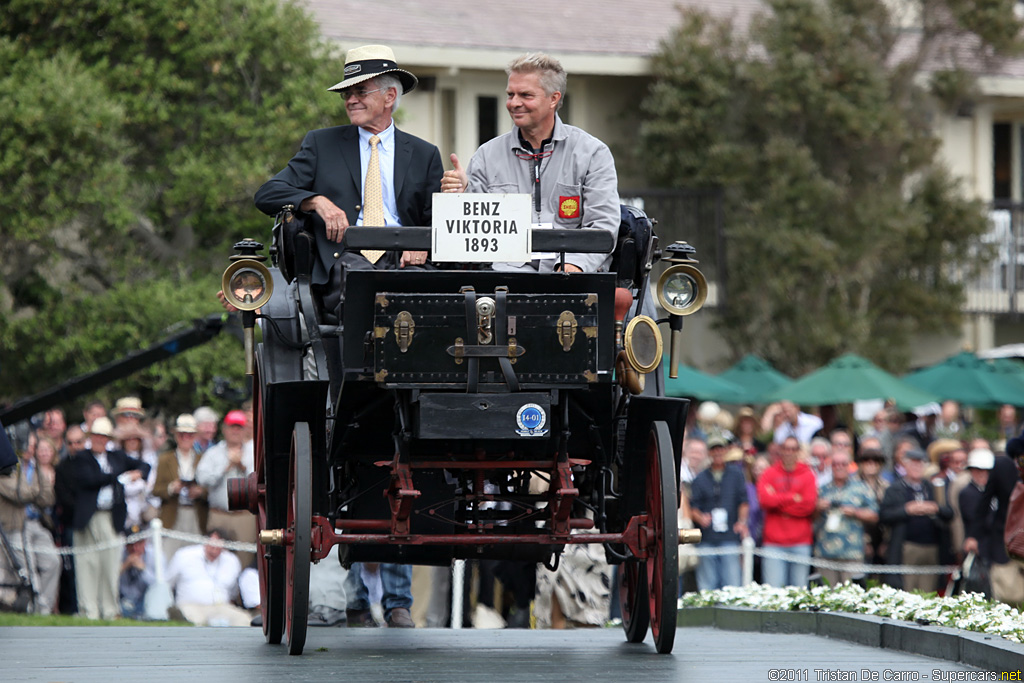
166,544,241,606
357,122,399,226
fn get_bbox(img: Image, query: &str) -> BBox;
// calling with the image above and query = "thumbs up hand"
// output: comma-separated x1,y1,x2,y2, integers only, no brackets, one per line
441,153,468,193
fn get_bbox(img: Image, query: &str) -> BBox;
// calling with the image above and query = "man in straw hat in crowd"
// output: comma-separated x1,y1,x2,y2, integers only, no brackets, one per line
111,396,145,428
254,44,444,316
63,416,149,619
155,415,209,563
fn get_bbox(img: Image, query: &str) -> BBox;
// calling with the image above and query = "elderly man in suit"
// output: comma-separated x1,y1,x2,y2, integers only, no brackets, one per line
254,44,438,629
65,417,149,619
254,44,444,315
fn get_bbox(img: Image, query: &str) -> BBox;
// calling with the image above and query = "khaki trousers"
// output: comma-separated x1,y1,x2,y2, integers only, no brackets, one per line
22,519,61,614
206,509,257,568
179,602,253,627
73,511,122,620
817,559,859,586
163,507,202,565
901,542,940,593
991,558,1024,607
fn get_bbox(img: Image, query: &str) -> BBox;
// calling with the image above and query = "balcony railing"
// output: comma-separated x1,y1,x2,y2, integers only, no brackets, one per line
620,192,1021,316
957,203,1024,315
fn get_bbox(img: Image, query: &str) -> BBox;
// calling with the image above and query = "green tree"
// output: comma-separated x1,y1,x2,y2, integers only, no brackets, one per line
0,0,343,410
640,0,1018,375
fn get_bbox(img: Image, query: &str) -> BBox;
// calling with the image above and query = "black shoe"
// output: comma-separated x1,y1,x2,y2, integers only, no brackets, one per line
505,609,531,629
386,607,414,628
346,608,379,627
250,613,263,627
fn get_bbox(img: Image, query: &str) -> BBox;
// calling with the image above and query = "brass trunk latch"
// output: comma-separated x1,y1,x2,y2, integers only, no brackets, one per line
476,297,496,345
394,311,415,352
556,311,577,351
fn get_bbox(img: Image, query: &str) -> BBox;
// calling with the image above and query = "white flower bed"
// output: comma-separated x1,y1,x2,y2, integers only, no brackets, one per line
679,583,1024,644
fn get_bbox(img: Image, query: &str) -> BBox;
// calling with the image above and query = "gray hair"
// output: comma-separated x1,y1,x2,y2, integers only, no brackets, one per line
810,437,832,455
507,53,566,111
193,406,219,425
374,74,402,112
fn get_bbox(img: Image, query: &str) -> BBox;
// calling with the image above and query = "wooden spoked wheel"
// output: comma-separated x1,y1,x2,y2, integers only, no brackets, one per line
285,422,312,656
618,559,650,643
646,420,679,654
254,359,284,644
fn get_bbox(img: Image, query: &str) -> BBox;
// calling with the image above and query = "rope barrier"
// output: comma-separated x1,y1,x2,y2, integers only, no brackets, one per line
6,526,257,557
691,543,959,575
7,527,956,576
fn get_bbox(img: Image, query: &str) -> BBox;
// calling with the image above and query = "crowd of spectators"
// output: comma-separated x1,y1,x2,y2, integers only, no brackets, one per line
0,397,258,624
3,393,1022,628
679,399,1024,609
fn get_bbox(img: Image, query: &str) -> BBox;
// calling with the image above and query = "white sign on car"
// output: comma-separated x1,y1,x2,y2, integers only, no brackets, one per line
431,193,532,263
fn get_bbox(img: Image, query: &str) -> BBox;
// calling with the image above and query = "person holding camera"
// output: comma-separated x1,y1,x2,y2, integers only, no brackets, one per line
154,415,209,564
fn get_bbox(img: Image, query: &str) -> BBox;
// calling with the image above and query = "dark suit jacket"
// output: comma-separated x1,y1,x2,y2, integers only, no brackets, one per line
966,454,1018,564
66,449,150,533
879,476,954,588
254,124,444,285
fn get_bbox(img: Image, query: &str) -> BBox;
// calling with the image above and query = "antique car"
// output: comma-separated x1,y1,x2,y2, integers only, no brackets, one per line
221,196,707,655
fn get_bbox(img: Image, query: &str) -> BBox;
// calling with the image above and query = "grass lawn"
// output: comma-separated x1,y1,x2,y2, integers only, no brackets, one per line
0,612,191,627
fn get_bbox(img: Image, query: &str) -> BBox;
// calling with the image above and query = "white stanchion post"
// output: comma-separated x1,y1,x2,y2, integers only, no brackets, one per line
451,560,465,630
742,536,755,586
151,519,166,581
144,518,174,621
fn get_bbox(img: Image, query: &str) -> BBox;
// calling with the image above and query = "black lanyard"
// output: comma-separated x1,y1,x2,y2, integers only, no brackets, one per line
516,132,552,215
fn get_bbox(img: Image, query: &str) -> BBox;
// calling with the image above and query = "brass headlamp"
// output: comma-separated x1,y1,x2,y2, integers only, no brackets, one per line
656,242,708,379
616,314,663,395
222,239,273,375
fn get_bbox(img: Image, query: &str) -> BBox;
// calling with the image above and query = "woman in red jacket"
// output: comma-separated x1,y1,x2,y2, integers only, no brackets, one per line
757,436,818,587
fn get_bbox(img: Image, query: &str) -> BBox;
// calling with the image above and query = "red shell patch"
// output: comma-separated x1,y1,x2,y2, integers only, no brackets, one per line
558,196,580,219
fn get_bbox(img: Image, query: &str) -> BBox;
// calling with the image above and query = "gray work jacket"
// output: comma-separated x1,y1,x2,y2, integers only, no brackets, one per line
466,115,620,273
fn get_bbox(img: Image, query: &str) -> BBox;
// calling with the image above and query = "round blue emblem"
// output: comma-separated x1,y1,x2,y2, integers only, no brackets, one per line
516,403,546,433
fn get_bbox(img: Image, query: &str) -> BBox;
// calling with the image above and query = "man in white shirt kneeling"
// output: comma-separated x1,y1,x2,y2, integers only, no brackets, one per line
166,528,250,626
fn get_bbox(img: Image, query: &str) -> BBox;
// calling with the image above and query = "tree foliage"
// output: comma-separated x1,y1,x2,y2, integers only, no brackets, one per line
0,0,343,412
640,0,1019,375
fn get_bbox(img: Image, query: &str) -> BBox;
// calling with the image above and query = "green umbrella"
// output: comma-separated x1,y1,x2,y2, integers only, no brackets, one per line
988,357,1024,391
663,358,746,402
717,354,793,404
765,353,939,408
903,351,1024,408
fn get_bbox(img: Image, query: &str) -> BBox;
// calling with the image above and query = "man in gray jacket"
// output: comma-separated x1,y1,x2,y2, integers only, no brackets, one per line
441,53,620,273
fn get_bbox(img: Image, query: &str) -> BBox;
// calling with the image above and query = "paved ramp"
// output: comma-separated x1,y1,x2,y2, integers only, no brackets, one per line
0,626,982,682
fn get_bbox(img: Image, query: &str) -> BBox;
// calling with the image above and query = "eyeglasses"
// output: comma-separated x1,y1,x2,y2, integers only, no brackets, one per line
341,86,385,101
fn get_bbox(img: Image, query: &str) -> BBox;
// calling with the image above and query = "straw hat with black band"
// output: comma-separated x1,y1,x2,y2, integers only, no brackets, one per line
328,45,418,94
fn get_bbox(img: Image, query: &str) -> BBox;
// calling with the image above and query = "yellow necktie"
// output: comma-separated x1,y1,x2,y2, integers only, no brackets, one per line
361,134,385,264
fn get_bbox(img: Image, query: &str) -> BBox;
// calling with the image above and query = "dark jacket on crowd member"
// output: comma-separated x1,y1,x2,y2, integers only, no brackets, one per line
965,453,1019,565
65,449,150,534
0,420,17,474
879,476,954,589
959,482,1001,564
